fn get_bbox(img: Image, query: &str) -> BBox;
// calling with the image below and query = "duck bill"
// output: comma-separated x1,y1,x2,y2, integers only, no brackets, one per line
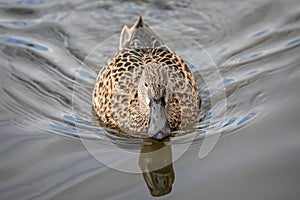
147,98,171,140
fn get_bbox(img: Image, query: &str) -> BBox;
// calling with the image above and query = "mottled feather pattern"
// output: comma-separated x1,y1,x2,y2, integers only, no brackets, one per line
93,17,201,135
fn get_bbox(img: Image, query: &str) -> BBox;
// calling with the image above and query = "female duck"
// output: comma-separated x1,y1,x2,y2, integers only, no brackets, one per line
93,17,200,140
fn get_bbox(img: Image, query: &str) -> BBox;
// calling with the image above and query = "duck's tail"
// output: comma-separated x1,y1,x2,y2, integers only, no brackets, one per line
119,16,164,51
130,16,148,31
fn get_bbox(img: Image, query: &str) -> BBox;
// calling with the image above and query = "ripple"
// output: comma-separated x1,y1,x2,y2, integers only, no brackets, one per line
223,117,236,127
238,52,263,63
252,29,269,38
237,112,256,126
1,37,48,51
0,0,44,6
0,20,28,27
222,78,235,84
286,38,300,47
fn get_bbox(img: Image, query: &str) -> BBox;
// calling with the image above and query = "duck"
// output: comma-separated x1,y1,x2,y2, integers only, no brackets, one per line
93,16,201,140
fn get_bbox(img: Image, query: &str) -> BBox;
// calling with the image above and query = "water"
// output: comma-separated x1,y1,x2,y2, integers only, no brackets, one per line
1,0,300,199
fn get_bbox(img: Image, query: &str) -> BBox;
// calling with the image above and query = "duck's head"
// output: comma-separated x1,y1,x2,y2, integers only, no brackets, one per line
138,64,173,140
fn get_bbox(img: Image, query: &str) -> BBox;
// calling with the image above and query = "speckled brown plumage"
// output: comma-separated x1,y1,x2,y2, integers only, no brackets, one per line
93,17,200,135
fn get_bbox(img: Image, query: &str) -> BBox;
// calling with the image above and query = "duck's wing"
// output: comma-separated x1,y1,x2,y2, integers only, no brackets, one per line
119,16,165,50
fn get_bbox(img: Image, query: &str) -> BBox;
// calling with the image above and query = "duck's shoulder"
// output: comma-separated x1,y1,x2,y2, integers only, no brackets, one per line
153,47,200,128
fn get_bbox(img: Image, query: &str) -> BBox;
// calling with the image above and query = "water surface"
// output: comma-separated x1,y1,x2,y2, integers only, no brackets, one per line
1,0,300,199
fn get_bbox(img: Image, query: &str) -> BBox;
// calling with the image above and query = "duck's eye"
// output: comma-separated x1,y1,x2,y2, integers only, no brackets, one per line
144,83,148,88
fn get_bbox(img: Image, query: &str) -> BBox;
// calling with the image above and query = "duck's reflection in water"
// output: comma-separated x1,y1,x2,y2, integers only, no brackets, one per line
138,141,175,197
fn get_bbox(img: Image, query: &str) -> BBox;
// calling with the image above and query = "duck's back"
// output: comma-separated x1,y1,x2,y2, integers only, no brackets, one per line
93,17,200,133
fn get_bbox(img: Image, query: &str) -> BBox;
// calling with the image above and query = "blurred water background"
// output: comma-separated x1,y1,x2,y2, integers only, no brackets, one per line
0,0,300,199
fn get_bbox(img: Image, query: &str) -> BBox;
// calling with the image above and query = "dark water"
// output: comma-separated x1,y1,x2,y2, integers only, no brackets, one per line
1,0,300,199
